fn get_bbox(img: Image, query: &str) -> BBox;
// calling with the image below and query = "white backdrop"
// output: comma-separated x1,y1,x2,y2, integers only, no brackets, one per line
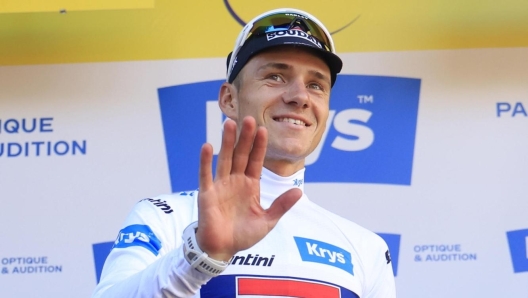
1,47,527,297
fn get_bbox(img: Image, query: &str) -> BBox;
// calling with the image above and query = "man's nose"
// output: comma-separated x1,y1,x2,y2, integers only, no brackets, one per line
283,79,310,108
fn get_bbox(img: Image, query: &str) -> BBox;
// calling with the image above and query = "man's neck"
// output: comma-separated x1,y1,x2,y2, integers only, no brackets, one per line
263,158,305,177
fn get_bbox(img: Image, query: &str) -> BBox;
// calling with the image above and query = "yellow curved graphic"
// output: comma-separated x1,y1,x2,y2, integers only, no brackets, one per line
0,0,527,66
0,0,154,14
223,0,361,35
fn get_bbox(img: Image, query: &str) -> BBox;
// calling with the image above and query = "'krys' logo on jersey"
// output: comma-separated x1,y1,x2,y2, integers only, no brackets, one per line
113,224,162,256
294,236,353,275
158,75,421,191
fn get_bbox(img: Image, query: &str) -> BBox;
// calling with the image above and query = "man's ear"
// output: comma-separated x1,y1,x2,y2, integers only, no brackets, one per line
218,82,238,120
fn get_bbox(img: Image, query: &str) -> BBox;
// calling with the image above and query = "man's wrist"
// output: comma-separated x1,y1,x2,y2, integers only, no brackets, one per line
182,221,229,277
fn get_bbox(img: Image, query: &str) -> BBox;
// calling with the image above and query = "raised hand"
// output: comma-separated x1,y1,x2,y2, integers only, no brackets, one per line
195,116,302,262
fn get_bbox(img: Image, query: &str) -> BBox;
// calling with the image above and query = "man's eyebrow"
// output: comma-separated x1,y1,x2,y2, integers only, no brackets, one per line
257,62,331,85
257,62,291,72
309,70,331,85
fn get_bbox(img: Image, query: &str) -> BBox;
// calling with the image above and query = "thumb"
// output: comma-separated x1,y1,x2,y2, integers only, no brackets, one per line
265,188,303,226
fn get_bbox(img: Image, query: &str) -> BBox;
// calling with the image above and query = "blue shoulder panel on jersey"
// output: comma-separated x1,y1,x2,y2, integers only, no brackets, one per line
113,224,162,256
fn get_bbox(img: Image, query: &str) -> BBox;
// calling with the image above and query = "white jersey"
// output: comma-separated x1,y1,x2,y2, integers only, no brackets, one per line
93,168,396,298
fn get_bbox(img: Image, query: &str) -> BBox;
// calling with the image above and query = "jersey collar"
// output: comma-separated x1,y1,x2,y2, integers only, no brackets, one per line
260,167,305,205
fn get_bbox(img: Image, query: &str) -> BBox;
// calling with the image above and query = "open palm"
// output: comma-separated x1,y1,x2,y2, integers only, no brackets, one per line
195,116,302,262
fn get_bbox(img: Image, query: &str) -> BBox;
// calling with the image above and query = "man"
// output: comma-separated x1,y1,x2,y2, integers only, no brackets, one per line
93,8,396,298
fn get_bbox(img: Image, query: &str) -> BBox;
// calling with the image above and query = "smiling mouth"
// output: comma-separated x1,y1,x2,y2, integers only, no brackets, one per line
274,117,308,127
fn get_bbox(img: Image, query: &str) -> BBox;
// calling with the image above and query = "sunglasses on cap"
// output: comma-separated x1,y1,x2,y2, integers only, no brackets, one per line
226,8,336,82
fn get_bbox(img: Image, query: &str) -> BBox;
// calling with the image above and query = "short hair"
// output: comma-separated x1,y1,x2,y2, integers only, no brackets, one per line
231,68,243,91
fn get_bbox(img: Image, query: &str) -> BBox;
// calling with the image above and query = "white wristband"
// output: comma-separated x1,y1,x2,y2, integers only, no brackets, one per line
182,221,229,277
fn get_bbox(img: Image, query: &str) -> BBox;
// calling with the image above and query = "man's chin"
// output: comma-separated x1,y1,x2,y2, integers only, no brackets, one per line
265,145,310,163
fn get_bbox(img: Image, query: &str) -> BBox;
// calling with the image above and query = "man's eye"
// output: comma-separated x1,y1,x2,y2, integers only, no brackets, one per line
308,83,323,91
269,74,282,81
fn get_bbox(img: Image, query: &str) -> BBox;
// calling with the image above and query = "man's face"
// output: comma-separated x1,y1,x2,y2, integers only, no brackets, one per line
228,46,332,173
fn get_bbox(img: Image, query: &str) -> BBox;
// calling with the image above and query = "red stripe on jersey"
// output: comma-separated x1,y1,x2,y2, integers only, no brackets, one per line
238,277,340,297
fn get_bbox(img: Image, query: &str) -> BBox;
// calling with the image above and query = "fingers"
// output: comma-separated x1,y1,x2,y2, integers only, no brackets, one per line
215,119,237,178
199,143,214,191
245,126,267,179
231,117,257,174
216,116,266,179
265,188,303,225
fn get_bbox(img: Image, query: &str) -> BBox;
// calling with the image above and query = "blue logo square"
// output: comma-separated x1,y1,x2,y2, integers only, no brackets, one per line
377,233,401,276
507,229,528,273
158,75,420,191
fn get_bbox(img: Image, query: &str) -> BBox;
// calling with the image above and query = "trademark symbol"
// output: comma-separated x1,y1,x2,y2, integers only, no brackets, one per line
358,95,374,104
